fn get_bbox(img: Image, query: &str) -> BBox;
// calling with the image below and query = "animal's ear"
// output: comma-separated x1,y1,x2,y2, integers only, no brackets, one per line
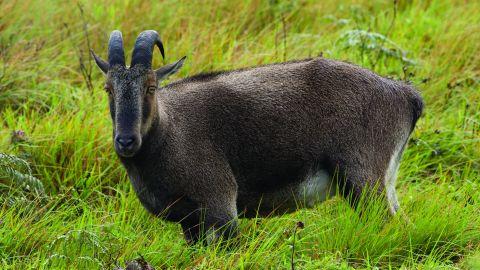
90,49,109,74
155,56,186,83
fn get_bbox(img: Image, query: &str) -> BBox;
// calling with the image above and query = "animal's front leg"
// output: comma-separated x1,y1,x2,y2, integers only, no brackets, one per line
181,221,201,245
203,210,239,244
180,203,239,245
176,147,240,245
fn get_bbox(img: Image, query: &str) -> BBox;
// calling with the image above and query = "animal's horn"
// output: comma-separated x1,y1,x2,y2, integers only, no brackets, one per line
131,30,165,68
108,30,126,67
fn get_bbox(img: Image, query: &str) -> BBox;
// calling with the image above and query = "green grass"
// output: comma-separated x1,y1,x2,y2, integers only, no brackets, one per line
1,0,479,269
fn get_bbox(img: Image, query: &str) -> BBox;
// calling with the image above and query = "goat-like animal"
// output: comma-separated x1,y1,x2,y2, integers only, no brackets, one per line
92,30,423,244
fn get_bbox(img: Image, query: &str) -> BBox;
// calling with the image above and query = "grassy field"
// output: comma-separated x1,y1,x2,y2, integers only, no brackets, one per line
1,0,479,269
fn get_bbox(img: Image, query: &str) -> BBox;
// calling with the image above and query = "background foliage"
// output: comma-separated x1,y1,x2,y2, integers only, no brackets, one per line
1,0,479,269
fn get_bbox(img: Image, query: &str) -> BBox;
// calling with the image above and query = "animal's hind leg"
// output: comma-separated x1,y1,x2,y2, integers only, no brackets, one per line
383,142,407,215
332,157,388,214
335,164,374,211
335,152,403,216
384,163,400,215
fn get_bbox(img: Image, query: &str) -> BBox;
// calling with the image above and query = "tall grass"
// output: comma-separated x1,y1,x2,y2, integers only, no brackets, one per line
1,0,479,269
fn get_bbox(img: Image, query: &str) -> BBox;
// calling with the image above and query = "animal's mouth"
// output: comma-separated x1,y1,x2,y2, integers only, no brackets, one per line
115,147,139,157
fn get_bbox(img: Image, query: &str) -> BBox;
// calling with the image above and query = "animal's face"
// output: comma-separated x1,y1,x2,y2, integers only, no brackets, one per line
91,30,185,158
105,66,158,157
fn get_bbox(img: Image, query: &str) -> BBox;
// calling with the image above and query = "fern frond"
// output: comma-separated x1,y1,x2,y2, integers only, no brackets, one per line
0,152,45,195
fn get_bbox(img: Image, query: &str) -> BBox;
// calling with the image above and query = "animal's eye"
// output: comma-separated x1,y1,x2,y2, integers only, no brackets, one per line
104,84,113,94
147,86,156,94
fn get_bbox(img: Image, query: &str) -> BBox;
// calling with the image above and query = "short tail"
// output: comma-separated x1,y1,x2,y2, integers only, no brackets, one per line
404,85,424,132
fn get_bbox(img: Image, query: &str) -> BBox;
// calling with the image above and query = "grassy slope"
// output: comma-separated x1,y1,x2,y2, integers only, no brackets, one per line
1,0,479,268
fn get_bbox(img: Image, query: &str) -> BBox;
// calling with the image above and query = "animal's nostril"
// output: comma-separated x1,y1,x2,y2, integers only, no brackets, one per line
116,136,135,148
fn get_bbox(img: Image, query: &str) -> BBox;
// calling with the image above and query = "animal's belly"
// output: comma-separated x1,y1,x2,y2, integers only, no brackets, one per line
240,169,336,217
296,169,335,206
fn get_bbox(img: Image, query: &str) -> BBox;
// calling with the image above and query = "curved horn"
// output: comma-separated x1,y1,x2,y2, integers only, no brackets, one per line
108,30,125,67
131,30,165,68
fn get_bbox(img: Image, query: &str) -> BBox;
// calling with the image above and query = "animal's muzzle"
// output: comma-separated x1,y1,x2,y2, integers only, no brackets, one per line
114,134,141,157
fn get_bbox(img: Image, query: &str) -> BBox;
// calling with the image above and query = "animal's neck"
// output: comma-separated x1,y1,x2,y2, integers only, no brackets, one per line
121,99,170,166
155,99,170,139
